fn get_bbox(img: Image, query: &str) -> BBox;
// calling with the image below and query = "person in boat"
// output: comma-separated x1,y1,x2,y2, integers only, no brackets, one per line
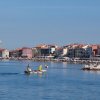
45,65,48,68
26,64,32,72
38,65,42,71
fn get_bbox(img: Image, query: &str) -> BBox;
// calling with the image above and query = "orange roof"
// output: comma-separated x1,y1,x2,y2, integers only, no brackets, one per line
35,44,48,48
0,48,5,52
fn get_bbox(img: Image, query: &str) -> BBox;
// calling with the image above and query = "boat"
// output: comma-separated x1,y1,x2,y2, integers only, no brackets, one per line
24,70,33,74
82,63,100,71
24,64,47,74
24,70,47,74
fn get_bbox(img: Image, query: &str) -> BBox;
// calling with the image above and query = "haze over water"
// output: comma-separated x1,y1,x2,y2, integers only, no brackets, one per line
0,60,100,100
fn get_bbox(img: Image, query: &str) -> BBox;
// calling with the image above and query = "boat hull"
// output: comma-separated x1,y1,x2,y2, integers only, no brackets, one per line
82,64,100,71
24,70,47,74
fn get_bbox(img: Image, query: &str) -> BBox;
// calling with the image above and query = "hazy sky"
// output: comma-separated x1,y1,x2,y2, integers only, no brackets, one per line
0,0,100,49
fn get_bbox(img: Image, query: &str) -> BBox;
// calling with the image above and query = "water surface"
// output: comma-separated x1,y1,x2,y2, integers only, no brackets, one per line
0,60,100,100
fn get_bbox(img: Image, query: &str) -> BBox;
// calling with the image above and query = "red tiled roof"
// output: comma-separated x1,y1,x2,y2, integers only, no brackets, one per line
0,48,5,52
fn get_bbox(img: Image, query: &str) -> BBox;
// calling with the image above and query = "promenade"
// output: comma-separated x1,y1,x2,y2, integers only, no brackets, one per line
1,57,100,64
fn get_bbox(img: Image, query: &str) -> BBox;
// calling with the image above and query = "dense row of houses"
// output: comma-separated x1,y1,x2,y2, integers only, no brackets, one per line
1,44,100,59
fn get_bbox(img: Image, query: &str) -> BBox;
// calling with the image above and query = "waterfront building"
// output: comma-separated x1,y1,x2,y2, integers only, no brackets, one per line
94,45,100,57
21,47,32,59
35,44,57,56
74,48,85,58
32,47,39,57
10,47,32,59
2,49,9,58
91,45,98,56
35,44,50,56
0,48,9,58
82,45,92,58
9,49,22,58
62,46,69,56
67,47,75,58
48,45,58,54
8,43,100,60
67,44,93,58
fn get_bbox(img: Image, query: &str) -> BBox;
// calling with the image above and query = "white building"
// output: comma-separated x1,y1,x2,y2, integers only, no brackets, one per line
50,47,56,54
62,47,69,56
2,49,9,58
49,45,58,54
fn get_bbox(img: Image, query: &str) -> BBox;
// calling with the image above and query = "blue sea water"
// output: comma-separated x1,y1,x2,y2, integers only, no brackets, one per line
0,60,100,100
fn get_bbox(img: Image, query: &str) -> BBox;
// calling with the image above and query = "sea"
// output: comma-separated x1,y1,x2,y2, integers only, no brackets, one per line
0,60,100,100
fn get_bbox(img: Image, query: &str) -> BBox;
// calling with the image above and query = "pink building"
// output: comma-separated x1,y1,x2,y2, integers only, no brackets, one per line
21,47,32,59
91,45,98,56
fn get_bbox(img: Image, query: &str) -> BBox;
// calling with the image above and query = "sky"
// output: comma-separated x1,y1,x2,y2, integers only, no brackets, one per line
0,0,100,49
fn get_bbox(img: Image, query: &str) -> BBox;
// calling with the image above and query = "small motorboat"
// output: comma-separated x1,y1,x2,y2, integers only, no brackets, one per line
24,70,33,74
45,65,48,68
24,70,47,74
24,64,47,74
82,64,100,71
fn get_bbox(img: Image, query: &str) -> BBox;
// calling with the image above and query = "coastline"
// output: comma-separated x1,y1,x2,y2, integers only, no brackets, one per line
1,57,100,64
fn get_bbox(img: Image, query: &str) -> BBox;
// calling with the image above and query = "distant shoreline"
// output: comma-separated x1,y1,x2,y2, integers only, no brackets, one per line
1,57,100,64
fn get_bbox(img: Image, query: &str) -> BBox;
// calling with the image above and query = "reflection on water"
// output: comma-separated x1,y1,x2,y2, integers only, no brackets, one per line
0,61,100,100
83,69,100,75
24,72,47,78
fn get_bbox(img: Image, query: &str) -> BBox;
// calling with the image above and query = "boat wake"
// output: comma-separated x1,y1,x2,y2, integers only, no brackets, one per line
0,72,19,76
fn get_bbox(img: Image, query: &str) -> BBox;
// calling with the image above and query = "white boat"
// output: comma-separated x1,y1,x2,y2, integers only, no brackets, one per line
24,70,47,74
82,63,100,70
25,64,47,74
41,70,47,72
